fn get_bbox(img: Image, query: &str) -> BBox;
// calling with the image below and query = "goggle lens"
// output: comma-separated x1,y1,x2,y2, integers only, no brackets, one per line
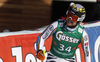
67,11,79,22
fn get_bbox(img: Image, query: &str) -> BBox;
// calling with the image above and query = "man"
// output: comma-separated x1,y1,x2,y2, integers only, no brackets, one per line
36,2,92,62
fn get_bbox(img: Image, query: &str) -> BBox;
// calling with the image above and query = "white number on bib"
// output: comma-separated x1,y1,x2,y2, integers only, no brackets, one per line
65,46,71,53
58,44,71,52
58,44,64,51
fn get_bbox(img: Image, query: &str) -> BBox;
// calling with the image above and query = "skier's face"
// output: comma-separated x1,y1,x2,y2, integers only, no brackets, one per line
66,11,78,27
66,17,77,27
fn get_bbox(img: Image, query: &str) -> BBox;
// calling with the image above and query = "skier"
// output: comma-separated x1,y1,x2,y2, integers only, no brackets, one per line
36,2,92,62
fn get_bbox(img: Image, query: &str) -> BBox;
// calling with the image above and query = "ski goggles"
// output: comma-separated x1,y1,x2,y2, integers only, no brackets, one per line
67,11,79,22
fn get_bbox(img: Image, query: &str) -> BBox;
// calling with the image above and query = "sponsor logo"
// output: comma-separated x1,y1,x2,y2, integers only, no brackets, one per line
56,31,79,43
42,25,54,39
71,4,85,13
85,46,89,57
83,35,88,41
42,30,50,39
85,42,88,46
59,23,63,27
78,28,83,33
49,25,54,31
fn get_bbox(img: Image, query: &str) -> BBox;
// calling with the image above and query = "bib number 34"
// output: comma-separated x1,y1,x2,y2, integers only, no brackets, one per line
58,44,71,52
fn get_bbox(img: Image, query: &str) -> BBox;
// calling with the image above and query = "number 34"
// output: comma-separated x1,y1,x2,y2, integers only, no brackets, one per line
58,44,71,53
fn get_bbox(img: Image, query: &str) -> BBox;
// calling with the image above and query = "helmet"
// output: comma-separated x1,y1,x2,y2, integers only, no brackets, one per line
66,2,86,24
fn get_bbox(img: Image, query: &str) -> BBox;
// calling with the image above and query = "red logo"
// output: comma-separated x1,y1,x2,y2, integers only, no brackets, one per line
54,42,57,46
73,47,76,50
85,42,88,46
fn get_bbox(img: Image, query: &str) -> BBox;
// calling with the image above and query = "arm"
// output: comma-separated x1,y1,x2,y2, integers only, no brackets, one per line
36,21,58,60
82,30,92,62
36,21,58,51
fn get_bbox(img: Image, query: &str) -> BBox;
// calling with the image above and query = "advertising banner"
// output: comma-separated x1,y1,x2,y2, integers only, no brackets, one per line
0,21,100,62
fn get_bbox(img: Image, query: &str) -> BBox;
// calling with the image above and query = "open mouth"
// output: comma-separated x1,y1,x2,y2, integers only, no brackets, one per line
67,17,73,24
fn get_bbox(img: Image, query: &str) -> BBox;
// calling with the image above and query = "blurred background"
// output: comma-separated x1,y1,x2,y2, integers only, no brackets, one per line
0,0,100,32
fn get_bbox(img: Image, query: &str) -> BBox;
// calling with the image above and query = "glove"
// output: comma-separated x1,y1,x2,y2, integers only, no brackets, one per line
37,50,45,61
